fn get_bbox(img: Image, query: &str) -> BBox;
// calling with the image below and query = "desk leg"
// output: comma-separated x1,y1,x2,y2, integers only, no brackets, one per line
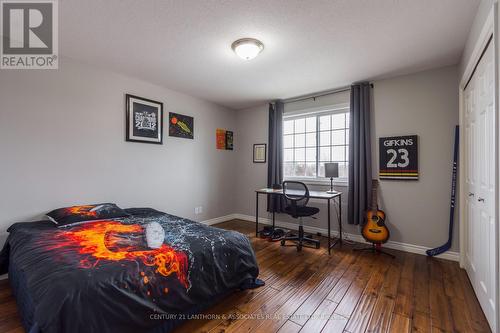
329,195,342,250
339,194,342,244
272,207,276,231
255,192,259,237
328,198,331,255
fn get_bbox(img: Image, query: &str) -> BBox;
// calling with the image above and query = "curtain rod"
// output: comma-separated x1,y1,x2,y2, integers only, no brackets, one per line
282,83,374,104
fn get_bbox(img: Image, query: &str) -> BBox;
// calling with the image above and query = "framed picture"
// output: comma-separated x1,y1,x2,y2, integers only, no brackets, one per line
169,112,194,139
216,128,226,149
225,131,234,150
126,94,163,144
216,128,234,150
379,135,418,180
253,143,266,163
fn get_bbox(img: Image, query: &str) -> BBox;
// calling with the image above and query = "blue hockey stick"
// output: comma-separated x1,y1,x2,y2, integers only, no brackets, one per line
426,125,459,257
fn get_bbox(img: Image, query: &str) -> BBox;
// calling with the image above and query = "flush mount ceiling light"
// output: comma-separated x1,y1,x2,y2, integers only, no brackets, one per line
231,38,264,60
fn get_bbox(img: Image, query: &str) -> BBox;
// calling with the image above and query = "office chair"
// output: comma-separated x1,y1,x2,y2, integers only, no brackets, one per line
280,181,320,251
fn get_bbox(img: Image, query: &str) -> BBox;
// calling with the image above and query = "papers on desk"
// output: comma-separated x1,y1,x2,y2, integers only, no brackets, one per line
257,188,341,199
258,188,282,193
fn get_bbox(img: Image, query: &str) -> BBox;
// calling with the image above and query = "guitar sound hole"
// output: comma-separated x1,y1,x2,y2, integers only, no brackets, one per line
368,229,381,233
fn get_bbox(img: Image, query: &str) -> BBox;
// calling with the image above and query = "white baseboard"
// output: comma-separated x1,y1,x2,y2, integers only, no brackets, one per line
0,274,7,281
229,213,459,262
201,215,237,226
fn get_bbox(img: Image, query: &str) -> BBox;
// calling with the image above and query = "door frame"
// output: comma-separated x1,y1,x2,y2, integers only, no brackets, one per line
458,4,498,332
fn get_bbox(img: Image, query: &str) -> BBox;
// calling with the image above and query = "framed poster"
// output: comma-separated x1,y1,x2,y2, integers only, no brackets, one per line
253,144,266,163
379,135,418,180
216,128,226,149
225,131,234,150
126,94,163,144
169,112,194,139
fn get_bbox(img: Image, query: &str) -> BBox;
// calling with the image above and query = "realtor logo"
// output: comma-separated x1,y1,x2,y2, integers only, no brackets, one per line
1,0,58,69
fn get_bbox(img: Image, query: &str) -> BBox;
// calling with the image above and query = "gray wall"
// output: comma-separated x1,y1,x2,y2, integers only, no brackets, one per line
372,66,459,251
235,65,459,251
0,58,237,239
234,104,270,212
284,90,350,114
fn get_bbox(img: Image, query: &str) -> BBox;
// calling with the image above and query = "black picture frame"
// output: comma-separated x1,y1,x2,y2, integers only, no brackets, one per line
125,94,163,144
253,143,267,163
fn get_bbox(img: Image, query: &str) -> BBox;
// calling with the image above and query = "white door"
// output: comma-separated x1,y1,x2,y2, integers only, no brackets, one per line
464,41,496,330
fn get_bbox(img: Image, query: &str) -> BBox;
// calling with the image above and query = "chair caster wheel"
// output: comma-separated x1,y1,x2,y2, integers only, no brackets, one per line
315,243,320,249
297,245,302,252
280,240,285,246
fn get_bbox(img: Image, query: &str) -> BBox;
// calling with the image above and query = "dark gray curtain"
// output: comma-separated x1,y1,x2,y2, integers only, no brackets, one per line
348,83,372,225
267,101,284,213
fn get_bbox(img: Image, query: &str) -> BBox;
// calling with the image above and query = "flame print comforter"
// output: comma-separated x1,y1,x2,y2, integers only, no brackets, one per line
0,208,259,333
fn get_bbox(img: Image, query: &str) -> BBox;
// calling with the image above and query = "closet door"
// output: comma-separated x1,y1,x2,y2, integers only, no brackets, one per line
464,73,478,284
464,40,496,330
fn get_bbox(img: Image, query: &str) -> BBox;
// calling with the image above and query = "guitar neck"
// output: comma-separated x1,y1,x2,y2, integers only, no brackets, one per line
371,182,378,212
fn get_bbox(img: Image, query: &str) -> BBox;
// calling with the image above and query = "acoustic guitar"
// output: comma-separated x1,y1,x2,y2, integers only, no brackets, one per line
361,180,390,244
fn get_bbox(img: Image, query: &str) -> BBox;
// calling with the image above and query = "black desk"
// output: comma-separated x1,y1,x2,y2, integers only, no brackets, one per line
255,188,342,254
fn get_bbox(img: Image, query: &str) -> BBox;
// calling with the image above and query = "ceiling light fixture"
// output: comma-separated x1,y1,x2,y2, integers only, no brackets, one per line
231,38,264,60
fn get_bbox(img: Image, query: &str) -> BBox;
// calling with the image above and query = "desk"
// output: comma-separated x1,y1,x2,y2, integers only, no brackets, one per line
255,188,342,254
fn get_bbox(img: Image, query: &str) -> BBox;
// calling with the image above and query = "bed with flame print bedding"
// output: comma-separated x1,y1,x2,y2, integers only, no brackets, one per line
0,208,259,333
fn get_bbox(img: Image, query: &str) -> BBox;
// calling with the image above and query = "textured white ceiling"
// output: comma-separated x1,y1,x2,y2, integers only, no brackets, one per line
60,0,480,109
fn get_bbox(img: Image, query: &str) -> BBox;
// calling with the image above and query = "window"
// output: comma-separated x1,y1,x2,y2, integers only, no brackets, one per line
283,110,349,181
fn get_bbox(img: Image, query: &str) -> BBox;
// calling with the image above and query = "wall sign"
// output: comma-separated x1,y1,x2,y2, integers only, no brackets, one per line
216,128,234,150
253,143,266,163
225,131,234,150
379,135,418,180
169,112,194,139
216,128,226,149
125,94,163,144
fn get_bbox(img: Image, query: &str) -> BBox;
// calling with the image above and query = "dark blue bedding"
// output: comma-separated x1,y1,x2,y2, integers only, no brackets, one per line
0,208,260,333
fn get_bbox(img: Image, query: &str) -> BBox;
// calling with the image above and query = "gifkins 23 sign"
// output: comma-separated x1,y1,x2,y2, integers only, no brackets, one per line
379,135,418,180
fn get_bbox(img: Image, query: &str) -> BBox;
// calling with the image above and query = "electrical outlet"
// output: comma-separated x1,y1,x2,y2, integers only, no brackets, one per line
194,206,203,215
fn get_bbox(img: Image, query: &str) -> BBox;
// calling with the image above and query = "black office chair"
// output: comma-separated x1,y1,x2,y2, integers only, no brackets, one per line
280,181,320,251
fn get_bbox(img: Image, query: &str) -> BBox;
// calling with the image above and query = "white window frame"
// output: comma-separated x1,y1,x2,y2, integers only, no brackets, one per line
283,103,349,185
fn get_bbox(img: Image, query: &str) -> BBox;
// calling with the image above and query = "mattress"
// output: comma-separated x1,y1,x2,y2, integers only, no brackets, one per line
0,208,260,333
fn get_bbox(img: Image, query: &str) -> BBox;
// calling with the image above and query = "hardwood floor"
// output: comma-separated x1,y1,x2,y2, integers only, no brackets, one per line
0,219,491,333
0,280,23,333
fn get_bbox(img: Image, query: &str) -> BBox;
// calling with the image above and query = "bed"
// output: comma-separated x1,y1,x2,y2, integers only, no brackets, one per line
0,208,260,333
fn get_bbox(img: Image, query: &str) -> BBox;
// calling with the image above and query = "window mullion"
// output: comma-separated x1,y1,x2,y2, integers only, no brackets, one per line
344,113,347,177
283,110,349,180
292,120,295,170
330,115,334,167
315,115,320,178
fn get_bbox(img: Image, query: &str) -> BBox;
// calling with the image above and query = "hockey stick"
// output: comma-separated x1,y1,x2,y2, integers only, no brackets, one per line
426,125,459,257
